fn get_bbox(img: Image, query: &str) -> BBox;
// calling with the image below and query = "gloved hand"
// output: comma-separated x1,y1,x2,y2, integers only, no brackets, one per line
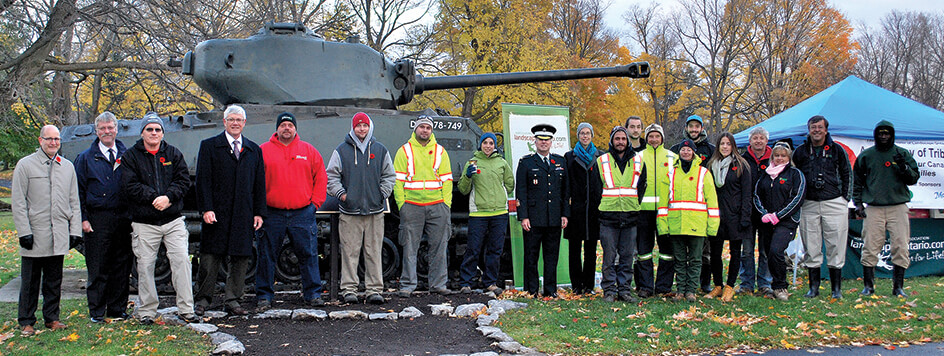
855,202,867,218
70,235,83,249
465,165,477,178
19,235,34,249
761,213,779,225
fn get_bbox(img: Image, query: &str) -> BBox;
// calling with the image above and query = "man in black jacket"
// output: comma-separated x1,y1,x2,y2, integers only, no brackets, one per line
793,116,852,299
516,124,569,298
194,105,266,316
121,113,198,325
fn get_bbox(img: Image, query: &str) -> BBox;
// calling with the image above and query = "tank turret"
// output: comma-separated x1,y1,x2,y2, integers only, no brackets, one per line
179,22,649,109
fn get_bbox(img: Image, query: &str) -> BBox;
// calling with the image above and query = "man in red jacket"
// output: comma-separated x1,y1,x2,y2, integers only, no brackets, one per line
256,112,328,309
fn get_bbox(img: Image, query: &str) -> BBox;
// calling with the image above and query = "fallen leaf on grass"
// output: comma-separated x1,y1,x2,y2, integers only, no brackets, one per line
68,310,79,319
825,312,838,317
884,345,896,350
59,332,80,342
904,300,918,308
780,339,797,349
0,332,13,343
280,343,290,347
164,335,177,341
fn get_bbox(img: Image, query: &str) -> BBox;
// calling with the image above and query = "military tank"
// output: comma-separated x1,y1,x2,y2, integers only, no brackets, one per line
58,22,649,296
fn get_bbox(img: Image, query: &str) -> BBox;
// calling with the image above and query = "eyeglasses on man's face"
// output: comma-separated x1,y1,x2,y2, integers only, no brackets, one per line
41,137,61,142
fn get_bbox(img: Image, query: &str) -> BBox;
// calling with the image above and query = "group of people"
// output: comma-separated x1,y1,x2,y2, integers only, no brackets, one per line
10,107,919,337
495,114,918,304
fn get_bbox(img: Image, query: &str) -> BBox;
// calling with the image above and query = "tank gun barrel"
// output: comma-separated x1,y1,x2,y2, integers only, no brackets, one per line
415,62,649,94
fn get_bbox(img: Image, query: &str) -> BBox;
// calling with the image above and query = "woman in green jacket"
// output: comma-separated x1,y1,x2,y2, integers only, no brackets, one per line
457,133,515,294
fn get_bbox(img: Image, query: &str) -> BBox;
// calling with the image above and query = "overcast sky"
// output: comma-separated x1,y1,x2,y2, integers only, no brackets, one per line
604,0,943,41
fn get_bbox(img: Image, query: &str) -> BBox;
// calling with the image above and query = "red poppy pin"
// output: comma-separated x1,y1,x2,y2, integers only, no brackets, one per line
664,162,669,167
551,159,556,164
55,156,61,163
732,166,738,171
429,150,433,155
885,161,891,167
779,178,786,184
476,169,481,174
369,153,375,159
824,145,830,151
160,157,166,163
689,177,694,181
761,165,767,169
116,158,121,165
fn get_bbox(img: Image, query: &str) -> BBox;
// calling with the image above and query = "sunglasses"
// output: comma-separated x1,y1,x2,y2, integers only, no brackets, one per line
144,127,163,133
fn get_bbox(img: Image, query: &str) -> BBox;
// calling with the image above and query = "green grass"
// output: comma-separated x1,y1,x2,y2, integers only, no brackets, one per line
0,299,212,355
500,275,944,355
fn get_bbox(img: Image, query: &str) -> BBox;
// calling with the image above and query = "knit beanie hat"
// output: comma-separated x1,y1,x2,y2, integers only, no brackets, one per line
644,123,664,139
352,112,370,128
479,132,498,150
577,122,594,136
276,112,297,129
415,116,434,132
678,138,696,151
141,112,163,133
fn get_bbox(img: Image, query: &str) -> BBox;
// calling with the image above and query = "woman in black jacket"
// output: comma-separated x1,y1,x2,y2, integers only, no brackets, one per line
564,123,603,295
704,133,752,302
754,142,806,301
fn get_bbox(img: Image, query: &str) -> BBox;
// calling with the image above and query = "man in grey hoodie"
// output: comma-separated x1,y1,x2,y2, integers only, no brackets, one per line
326,112,396,304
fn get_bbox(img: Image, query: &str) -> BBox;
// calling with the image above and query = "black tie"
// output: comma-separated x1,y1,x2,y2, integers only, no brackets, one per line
543,156,549,169
233,140,240,159
108,148,115,164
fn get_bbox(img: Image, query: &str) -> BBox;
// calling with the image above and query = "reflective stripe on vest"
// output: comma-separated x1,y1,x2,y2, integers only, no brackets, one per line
668,166,709,212
402,142,449,185
600,153,643,197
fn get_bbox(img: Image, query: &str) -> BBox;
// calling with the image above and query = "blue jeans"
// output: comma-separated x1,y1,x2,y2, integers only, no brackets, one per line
739,225,772,290
256,204,323,301
459,215,507,288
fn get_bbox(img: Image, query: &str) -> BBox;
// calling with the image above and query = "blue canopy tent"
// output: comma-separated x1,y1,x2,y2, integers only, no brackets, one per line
733,76,944,145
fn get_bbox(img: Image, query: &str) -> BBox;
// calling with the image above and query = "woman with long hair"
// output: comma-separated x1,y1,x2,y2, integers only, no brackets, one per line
753,142,806,301
704,133,752,302
563,123,603,295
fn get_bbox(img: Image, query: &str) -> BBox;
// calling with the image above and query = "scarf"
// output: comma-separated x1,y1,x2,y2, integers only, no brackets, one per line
574,142,597,167
711,156,733,188
680,158,693,173
766,162,787,180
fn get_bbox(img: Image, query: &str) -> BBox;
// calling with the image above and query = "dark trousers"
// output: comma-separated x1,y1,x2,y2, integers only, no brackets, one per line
256,204,322,301
600,223,637,296
634,210,675,294
460,215,508,288
568,238,597,294
195,253,250,309
761,225,795,290
671,235,704,294
700,237,712,289
709,239,742,287
18,255,64,326
523,226,561,296
84,212,132,318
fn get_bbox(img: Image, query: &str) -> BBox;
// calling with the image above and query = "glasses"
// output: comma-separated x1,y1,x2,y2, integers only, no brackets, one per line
41,137,61,142
224,118,246,123
144,127,163,133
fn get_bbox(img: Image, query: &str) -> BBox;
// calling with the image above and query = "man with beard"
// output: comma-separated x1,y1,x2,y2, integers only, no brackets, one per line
634,124,676,298
597,127,647,303
853,120,919,297
670,115,716,294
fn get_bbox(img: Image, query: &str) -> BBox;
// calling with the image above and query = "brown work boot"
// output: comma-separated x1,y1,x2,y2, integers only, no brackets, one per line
721,285,735,302
20,325,35,336
705,286,723,298
44,320,67,330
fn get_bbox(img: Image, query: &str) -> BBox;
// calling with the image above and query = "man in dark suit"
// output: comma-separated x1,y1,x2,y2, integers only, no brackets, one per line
194,105,266,315
515,124,569,298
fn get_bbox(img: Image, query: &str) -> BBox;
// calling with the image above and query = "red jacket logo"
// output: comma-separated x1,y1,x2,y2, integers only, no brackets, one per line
296,155,308,160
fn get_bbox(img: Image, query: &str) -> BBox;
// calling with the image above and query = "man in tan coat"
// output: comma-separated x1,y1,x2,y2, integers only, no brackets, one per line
12,125,82,336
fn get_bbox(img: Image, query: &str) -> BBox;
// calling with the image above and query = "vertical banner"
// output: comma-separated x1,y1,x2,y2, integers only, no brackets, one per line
502,103,571,288
832,136,944,209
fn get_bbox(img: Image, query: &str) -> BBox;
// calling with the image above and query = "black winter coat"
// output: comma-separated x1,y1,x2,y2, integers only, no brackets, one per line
195,133,267,257
753,166,806,231
793,133,852,202
713,162,753,241
563,150,602,241
121,139,191,226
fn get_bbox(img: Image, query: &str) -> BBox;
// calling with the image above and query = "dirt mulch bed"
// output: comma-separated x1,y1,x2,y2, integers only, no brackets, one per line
168,291,502,355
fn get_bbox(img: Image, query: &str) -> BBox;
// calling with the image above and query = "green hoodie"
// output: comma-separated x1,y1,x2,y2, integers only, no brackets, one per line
852,120,920,206
458,150,515,216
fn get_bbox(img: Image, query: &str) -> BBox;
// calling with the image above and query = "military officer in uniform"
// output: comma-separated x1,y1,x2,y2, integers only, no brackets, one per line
516,124,570,298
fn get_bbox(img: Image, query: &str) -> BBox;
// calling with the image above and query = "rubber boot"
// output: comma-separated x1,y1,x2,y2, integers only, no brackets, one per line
804,268,820,298
829,268,842,299
892,265,907,297
861,266,875,296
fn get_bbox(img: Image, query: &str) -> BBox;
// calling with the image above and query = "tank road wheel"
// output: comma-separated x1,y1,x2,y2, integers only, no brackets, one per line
219,243,259,287
275,237,301,284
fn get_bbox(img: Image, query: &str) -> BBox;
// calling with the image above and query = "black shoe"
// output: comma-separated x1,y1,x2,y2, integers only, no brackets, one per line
861,266,875,296
366,293,385,305
602,294,616,302
829,268,843,299
637,289,653,299
619,292,638,303
180,313,201,323
892,265,907,297
90,316,105,324
307,297,325,307
804,267,821,298
431,287,455,296
224,305,249,316
256,299,272,312
343,293,359,304
138,316,154,325
194,304,206,316
701,285,713,294
106,312,130,321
